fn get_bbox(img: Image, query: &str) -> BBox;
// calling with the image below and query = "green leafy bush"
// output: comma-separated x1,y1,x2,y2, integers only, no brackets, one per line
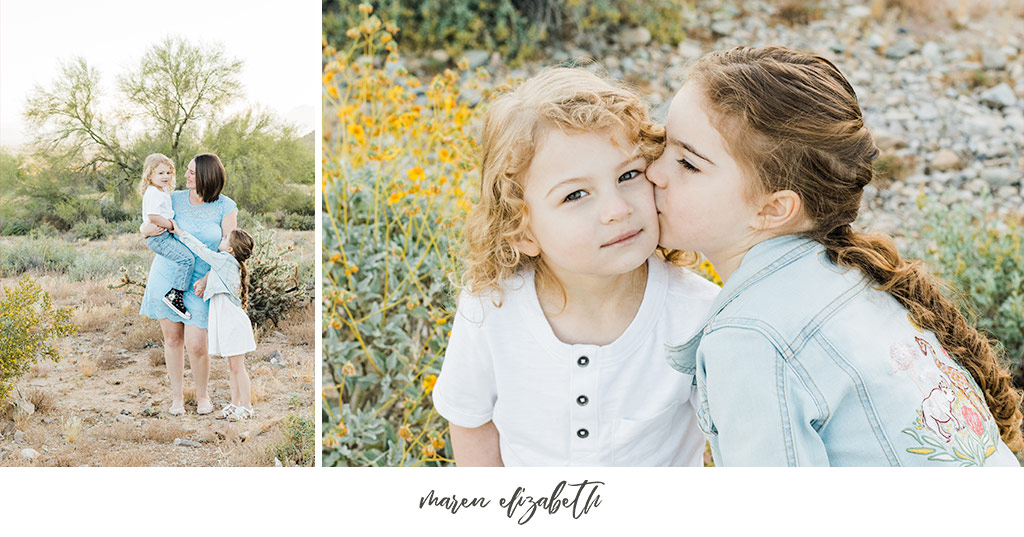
323,0,691,65
271,414,315,466
281,213,314,231
906,197,1024,386
71,216,111,241
0,276,78,404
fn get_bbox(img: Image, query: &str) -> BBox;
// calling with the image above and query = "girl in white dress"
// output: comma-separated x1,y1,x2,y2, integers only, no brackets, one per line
170,224,258,421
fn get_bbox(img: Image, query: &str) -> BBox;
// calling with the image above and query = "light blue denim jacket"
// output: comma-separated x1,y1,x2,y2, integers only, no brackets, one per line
175,228,243,308
668,235,1021,467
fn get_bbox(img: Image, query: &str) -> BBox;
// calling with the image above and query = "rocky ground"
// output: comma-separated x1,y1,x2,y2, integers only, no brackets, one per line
0,231,316,466
399,0,1024,238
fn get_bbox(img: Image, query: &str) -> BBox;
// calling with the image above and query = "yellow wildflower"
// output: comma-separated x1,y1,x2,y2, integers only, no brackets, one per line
330,319,343,330
438,148,452,163
381,32,392,43
338,422,348,437
345,264,360,276
407,166,425,182
342,361,356,376
387,191,407,205
329,253,342,263
399,424,414,442
327,85,339,99
346,28,360,39
431,435,446,450
358,3,373,14
421,445,437,458
422,374,437,394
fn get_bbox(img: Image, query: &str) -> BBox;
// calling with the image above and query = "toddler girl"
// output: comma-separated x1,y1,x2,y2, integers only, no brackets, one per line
432,68,721,466
140,153,193,320
648,46,1022,466
169,224,258,421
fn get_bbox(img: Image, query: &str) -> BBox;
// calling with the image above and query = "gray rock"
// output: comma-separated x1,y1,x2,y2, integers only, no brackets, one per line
980,167,1013,188
677,42,702,60
979,83,1017,108
619,27,652,48
9,397,35,420
266,350,284,364
867,34,885,50
462,49,490,70
0,448,8,460
921,42,942,64
21,448,39,460
14,430,25,444
710,21,735,37
886,38,919,60
916,103,938,120
982,48,1007,70
274,457,283,467
930,150,960,171
173,438,202,448
428,49,449,64
845,5,872,18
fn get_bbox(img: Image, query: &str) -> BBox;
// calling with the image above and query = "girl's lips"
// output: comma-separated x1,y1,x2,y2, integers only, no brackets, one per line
602,229,642,247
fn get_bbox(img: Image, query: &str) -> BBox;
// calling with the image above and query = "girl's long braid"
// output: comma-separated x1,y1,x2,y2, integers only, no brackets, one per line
228,229,255,311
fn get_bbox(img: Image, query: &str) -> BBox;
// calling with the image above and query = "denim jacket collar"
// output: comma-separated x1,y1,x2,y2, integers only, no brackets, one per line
668,234,820,374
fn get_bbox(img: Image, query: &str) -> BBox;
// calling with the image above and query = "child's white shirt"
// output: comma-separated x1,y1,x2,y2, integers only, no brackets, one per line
432,255,720,467
142,185,174,224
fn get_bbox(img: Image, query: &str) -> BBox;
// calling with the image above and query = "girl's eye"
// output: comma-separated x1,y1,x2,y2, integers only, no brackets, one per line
678,159,699,172
564,189,586,202
618,170,642,182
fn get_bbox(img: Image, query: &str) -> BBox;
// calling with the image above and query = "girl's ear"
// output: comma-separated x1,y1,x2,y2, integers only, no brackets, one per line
513,232,541,257
756,189,805,232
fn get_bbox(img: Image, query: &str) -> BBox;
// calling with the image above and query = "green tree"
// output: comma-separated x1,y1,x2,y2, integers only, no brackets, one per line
23,38,243,205
118,36,244,165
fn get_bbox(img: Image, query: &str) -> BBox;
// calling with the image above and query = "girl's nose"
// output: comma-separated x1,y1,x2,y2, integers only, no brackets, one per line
646,158,666,188
602,191,633,223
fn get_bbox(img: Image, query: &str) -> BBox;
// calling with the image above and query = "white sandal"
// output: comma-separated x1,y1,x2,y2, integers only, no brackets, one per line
169,402,185,416
216,403,237,420
196,398,214,415
229,406,254,421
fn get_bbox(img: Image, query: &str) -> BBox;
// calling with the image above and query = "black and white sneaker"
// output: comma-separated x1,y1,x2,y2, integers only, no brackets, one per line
162,289,191,320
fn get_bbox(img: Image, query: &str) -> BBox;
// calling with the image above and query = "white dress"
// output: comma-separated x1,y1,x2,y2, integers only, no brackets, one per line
208,292,256,357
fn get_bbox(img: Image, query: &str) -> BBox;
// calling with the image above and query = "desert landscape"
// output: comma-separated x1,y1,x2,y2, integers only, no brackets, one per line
0,230,315,467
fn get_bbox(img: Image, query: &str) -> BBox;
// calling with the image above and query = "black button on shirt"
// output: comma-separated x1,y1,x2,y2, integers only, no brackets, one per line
577,428,589,439
576,395,588,406
577,356,589,367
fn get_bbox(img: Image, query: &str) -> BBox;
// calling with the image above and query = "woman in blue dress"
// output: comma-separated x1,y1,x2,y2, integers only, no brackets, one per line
141,153,237,416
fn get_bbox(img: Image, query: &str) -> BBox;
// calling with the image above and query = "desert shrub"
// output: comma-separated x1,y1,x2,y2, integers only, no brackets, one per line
237,208,271,232
905,196,1024,387
323,1,691,65
71,216,111,241
245,229,314,329
277,185,314,216
69,250,122,282
29,223,60,239
0,276,78,404
0,219,32,236
0,238,75,276
99,200,132,223
271,414,315,466
281,213,314,231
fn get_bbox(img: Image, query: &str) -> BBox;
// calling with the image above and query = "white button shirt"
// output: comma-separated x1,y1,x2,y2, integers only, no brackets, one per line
433,256,720,466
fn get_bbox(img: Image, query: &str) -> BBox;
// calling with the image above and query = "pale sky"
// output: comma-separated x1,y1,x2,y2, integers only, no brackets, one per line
0,0,320,152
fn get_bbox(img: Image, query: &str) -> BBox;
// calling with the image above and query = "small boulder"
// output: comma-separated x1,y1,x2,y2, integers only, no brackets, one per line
930,150,961,171
21,448,39,460
619,27,652,48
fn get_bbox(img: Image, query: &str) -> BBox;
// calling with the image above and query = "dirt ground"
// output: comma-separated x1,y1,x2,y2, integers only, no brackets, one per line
0,232,315,467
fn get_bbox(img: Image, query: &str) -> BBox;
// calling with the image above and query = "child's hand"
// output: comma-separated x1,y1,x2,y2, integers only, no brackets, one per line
168,220,179,234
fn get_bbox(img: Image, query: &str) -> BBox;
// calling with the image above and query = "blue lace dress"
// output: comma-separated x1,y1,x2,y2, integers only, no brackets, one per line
139,191,237,329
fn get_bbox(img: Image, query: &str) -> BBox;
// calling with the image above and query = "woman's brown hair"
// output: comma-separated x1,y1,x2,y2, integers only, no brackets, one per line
689,46,1023,451
194,153,226,202
228,229,255,310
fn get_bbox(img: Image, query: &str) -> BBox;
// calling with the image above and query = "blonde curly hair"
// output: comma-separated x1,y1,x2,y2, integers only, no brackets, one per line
139,153,176,198
459,67,696,304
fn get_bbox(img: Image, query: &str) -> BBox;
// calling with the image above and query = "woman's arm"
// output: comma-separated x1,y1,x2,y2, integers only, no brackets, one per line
221,208,237,237
449,421,503,467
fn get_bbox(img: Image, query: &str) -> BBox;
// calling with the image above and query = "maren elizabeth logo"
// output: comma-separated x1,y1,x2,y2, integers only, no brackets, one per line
418,479,604,524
